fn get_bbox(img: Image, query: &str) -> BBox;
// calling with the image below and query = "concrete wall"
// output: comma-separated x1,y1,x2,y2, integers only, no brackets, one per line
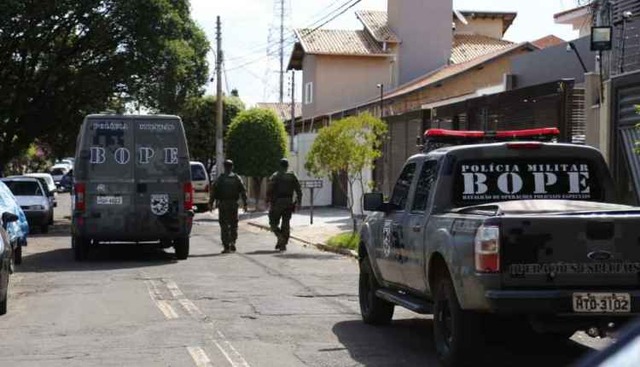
511,36,595,89
454,18,504,39
301,55,318,119
584,73,602,151
387,55,521,113
289,133,332,207
388,0,453,85
305,55,390,119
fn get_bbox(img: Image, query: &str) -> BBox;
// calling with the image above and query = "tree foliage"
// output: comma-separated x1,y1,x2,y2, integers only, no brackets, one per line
0,0,210,165
181,95,245,173
305,113,387,229
226,108,288,178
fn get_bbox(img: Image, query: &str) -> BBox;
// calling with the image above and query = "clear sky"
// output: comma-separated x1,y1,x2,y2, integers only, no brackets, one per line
190,0,582,107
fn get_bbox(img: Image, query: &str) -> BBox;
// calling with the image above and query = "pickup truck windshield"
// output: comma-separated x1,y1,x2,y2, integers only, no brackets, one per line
453,158,603,207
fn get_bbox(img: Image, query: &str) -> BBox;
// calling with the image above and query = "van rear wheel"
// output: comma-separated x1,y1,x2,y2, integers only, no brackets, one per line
14,246,22,265
73,236,88,261
174,237,189,260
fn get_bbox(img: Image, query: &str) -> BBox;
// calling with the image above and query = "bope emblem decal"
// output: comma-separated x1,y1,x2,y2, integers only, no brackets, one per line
151,194,170,216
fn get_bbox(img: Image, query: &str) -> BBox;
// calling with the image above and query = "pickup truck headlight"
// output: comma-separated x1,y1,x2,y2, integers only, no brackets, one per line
474,224,500,273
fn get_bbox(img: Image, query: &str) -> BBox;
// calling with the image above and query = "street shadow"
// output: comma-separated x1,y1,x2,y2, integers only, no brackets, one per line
188,253,226,258
244,250,280,255
332,318,592,367
17,245,177,273
277,252,344,260
29,222,71,238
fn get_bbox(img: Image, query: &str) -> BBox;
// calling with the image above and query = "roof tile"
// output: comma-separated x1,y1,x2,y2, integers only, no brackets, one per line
451,34,514,64
296,29,389,56
355,10,400,43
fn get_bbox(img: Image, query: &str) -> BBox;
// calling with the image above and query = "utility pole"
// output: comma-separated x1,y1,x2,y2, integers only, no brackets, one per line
279,0,285,103
290,71,295,151
215,16,224,179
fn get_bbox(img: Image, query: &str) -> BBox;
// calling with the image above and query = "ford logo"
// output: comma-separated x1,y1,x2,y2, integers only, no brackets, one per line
587,251,613,261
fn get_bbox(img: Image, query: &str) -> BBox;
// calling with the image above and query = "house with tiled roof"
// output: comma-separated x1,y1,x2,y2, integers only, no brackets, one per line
287,2,526,125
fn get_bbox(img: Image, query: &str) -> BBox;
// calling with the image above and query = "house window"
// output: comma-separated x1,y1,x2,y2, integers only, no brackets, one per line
304,82,313,105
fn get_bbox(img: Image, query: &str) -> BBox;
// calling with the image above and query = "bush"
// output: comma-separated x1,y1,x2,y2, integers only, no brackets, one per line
226,108,288,178
326,232,360,250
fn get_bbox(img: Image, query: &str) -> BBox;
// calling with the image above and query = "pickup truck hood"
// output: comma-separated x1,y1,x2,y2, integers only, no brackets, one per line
453,200,637,216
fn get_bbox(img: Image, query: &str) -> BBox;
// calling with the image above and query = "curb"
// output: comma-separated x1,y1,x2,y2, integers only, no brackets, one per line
246,222,358,259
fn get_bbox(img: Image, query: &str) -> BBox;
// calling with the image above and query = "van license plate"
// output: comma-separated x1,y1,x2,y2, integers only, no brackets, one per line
97,196,123,205
572,293,631,313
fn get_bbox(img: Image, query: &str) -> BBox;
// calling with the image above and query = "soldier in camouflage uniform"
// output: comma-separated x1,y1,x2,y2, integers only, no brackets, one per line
210,160,247,253
267,158,302,252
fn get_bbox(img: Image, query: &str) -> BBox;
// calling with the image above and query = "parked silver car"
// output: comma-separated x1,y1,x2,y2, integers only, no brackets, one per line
2,177,53,233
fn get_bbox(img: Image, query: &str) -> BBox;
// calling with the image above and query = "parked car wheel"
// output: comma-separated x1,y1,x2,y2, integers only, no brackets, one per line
73,236,88,261
359,257,394,325
174,236,189,260
14,245,21,266
433,276,484,367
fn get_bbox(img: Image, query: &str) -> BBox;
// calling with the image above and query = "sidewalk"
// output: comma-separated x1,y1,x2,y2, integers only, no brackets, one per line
207,207,357,257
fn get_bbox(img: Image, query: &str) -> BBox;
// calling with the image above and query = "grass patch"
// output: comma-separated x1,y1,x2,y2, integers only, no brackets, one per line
326,232,360,250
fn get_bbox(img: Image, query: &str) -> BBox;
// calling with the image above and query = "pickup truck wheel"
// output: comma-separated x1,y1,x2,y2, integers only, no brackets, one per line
174,236,190,260
433,277,482,367
359,258,394,325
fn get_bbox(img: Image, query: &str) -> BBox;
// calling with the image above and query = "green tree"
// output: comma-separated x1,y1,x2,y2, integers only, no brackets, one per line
226,108,288,203
181,95,245,173
0,0,210,167
305,113,387,231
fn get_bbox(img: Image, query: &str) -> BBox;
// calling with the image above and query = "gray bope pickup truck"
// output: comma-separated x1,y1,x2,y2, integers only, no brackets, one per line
358,129,640,367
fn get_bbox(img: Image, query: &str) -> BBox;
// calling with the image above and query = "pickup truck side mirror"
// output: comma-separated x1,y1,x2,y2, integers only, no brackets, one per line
1,212,18,230
364,193,384,212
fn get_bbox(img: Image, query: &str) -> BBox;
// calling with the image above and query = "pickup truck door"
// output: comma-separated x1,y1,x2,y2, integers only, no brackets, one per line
375,163,417,286
403,160,439,292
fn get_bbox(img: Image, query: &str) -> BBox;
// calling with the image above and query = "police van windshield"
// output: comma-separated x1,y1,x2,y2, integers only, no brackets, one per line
453,158,604,207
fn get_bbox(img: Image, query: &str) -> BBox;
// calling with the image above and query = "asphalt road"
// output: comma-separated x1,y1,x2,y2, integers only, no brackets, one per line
0,194,612,366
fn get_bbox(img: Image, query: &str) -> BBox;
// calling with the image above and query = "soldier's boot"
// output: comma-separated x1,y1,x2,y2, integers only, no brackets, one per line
221,245,231,254
229,243,236,252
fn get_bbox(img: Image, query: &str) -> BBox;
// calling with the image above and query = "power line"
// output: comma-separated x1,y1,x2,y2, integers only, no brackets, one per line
226,0,362,72
225,0,361,64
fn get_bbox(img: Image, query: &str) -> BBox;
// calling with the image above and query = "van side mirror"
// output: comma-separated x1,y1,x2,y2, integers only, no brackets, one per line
364,193,384,212
2,212,18,230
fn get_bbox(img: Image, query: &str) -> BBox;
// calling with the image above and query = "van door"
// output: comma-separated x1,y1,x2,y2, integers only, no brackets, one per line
133,119,190,239
80,119,137,237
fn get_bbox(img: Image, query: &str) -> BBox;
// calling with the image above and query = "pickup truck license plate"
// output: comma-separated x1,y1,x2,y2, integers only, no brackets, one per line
572,293,631,313
97,196,123,205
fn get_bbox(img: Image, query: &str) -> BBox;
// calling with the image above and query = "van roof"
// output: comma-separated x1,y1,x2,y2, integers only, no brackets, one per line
85,114,180,120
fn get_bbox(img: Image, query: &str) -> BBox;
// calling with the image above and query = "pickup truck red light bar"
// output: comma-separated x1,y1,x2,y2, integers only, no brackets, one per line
419,127,559,152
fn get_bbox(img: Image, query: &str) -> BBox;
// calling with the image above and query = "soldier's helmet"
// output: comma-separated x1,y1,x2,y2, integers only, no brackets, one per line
224,159,233,169
279,158,289,169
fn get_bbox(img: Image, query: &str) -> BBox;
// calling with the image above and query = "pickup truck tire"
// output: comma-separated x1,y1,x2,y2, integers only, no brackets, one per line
359,257,394,325
433,277,482,367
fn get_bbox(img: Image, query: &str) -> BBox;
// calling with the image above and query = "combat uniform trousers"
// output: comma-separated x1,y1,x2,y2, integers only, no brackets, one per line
269,197,294,247
218,200,239,249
